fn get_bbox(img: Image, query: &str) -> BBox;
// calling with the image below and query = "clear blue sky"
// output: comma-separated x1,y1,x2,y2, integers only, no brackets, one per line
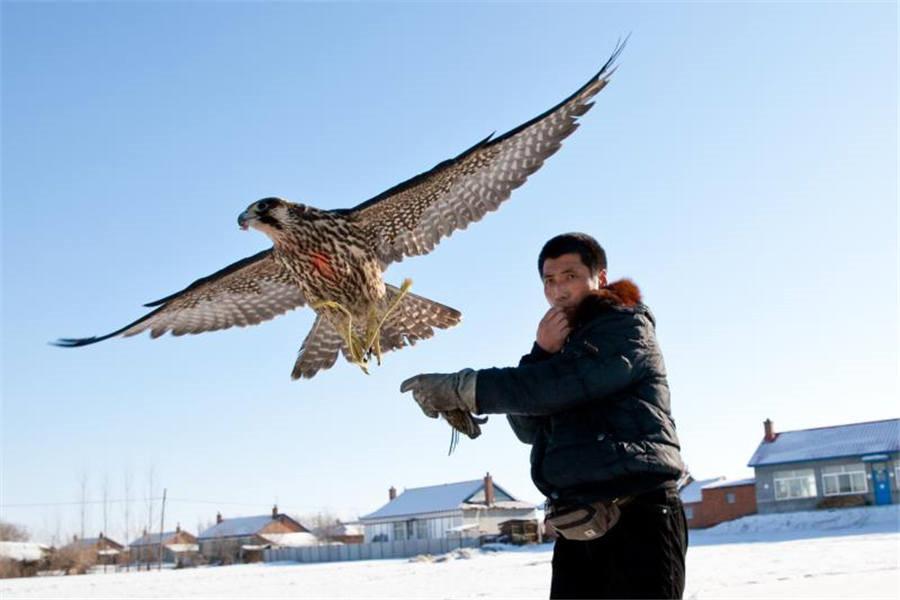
2,2,896,544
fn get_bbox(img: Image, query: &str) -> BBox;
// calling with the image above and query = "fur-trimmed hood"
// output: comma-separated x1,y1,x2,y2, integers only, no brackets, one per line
571,279,643,330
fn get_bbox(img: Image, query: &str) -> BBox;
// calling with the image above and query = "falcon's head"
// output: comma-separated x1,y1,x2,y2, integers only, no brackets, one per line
238,197,309,237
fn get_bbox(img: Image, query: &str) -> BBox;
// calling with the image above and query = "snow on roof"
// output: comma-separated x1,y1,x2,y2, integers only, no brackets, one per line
66,537,100,549
447,523,480,532
241,544,269,551
460,500,535,511
198,515,277,540
679,477,725,503
702,477,756,490
260,532,318,547
64,536,122,550
164,543,199,553
748,418,900,467
0,542,48,562
335,522,363,536
130,531,181,547
361,479,522,521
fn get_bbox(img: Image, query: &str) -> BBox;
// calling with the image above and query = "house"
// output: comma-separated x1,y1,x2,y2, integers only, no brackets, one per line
129,524,200,566
679,476,724,528
359,473,538,542
679,477,757,528
198,505,316,564
0,542,51,577
60,533,124,566
748,418,899,514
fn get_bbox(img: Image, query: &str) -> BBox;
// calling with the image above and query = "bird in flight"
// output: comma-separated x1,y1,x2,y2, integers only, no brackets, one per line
56,42,625,379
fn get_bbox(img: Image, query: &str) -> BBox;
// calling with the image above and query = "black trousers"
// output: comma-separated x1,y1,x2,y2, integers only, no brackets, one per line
549,485,688,599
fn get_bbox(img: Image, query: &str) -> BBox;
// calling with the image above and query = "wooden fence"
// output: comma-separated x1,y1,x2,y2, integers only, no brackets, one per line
264,537,479,564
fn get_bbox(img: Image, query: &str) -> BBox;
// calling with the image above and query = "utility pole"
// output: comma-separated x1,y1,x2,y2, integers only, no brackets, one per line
158,488,167,572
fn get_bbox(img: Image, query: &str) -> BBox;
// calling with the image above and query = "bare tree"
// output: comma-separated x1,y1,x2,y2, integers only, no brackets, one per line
78,472,88,541
145,466,155,543
296,510,341,543
102,474,109,538
123,468,133,571
0,520,29,542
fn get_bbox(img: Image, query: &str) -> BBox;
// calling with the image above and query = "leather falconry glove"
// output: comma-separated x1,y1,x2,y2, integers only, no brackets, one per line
400,369,488,454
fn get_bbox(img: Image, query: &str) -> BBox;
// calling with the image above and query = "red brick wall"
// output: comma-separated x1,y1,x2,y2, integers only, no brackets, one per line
688,483,757,529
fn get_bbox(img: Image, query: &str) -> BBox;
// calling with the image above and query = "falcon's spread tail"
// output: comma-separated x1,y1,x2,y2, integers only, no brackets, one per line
375,284,462,353
291,285,461,379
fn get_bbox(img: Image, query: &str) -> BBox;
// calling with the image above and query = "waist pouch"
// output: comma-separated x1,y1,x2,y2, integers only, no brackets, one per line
545,499,626,541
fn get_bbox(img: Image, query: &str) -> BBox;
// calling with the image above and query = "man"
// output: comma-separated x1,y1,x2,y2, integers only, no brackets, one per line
400,233,688,599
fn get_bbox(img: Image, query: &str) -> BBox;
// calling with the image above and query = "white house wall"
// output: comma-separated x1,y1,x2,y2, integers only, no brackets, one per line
362,512,462,542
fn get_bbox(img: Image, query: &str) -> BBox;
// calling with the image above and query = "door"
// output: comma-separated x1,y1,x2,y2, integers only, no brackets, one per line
872,465,892,505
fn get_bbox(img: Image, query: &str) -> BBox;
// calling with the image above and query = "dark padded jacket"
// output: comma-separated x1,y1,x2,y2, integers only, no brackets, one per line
475,280,684,503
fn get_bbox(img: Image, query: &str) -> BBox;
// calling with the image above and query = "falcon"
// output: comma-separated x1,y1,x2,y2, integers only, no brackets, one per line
56,42,626,379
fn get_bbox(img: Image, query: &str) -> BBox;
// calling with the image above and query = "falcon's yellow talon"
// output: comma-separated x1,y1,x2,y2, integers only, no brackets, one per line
312,279,413,374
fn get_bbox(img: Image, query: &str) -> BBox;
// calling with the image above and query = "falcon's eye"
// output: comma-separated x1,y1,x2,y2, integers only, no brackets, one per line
256,200,270,212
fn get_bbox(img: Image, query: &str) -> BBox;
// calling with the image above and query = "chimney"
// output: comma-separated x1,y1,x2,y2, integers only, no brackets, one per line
99,532,104,540
389,486,397,501
176,523,181,534
484,472,495,506
764,419,777,442
272,504,279,519
142,528,147,536
73,534,78,542
216,512,223,524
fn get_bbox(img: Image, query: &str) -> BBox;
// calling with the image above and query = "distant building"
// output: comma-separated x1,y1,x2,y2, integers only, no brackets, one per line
60,533,124,566
129,525,200,566
679,476,724,528
748,418,899,514
331,521,364,545
0,542,51,577
679,477,757,529
198,505,316,564
359,473,538,542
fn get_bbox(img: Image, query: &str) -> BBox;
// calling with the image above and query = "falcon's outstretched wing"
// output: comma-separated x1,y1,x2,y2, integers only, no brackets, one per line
55,249,306,347
348,40,626,267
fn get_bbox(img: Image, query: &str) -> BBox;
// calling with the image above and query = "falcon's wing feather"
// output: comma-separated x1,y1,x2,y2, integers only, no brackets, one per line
54,249,305,347
291,315,344,380
347,40,626,266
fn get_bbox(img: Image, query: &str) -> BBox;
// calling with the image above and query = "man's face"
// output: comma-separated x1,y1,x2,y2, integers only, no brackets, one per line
541,253,606,313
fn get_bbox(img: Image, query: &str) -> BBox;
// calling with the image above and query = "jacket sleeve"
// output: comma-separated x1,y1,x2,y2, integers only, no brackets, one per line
477,324,643,417
506,343,554,443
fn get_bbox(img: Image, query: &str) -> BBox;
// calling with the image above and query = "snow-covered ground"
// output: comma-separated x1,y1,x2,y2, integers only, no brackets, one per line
3,506,898,599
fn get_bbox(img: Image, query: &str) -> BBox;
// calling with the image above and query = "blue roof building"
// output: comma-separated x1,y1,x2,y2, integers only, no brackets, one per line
748,418,899,514
359,473,537,542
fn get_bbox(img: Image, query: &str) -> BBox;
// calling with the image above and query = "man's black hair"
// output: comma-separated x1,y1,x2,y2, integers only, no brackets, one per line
538,232,607,277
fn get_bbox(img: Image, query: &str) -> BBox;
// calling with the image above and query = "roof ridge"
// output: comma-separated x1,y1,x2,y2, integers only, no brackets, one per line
401,479,482,493
775,417,898,435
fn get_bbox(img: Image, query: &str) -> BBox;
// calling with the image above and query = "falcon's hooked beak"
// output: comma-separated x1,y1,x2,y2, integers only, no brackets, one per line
237,210,253,231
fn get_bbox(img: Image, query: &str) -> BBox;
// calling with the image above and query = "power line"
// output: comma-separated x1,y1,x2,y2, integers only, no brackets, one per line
1,497,316,511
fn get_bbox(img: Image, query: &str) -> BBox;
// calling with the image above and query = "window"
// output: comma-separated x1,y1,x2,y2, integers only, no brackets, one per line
684,506,694,520
406,521,415,539
392,522,405,541
822,464,867,496
416,520,429,540
895,462,900,490
773,469,817,500
726,492,736,504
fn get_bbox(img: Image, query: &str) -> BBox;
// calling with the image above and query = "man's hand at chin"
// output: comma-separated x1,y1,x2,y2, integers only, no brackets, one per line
536,306,571,353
